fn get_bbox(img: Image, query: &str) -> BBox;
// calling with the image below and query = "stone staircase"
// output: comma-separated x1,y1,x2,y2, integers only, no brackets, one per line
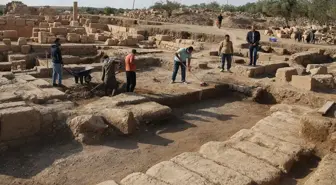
97,109,318,185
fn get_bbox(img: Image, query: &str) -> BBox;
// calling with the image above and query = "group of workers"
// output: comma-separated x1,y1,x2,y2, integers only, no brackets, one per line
50,20,261,96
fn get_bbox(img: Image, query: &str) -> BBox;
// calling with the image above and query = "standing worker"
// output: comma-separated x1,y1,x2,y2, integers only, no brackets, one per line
125,49,137,92
217,14,223,29
218,34,234,72
246,25,261,66
101,55,120,96
51,38,63,87
171,46,194,84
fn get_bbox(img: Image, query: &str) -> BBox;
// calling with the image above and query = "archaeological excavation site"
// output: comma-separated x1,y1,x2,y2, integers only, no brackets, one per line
0,1,335,185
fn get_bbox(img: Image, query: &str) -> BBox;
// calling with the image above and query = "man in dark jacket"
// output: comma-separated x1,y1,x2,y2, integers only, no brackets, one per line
101,55,120,96
217,14,223,29
246,25,261,66
51,38,63,86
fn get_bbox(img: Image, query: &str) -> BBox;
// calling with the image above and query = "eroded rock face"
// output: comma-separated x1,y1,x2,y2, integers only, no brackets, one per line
68,115,108,145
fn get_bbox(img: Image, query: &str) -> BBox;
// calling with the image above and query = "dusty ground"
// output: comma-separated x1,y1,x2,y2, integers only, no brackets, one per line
0,96,269,185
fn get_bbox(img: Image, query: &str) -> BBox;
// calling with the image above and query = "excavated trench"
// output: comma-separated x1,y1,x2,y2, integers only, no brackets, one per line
1,53,332,185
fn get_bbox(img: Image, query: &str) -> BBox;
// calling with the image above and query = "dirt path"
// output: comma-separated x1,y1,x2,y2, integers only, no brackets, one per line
0,97,269,185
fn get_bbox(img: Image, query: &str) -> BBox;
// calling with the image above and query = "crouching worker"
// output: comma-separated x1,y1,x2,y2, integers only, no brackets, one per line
101,55,120,96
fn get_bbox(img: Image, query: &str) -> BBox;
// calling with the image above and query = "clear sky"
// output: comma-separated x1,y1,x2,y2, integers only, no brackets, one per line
3,0,257,9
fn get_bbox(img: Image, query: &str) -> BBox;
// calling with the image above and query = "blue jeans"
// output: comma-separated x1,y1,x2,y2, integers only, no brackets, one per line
52,63,62,85
249,45,258,66
172,61,186,82
221,54,232,70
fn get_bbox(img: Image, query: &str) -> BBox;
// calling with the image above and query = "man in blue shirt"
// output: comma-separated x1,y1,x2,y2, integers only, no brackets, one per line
246,25,261,66
51,38,63,87
171,46,193,84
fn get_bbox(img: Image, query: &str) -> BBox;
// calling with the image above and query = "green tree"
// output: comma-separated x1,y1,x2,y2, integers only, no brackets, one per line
104,7,113,15
0,9,3,16
150,0,181,17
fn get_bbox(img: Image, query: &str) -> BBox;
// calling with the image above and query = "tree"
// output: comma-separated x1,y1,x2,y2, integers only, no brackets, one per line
150,0,181,17
104,7,113,15
0,9,3,16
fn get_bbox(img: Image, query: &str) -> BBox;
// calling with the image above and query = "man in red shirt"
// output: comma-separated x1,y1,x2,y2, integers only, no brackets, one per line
125,49,137,92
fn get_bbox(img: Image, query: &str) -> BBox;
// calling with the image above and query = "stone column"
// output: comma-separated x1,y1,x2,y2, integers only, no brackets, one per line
73,1,78,21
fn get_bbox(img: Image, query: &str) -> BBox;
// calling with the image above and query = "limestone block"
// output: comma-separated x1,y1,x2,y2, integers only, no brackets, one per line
264,63,289,75
0,106,41,141
6,18,15,26
261,45,272,52
306,64,325,73
233,65,265,78
15,19,26,26
68,115,108,144
80,35,88,43
29,79,51,88
3,30,18,40
231,141,294,173
209,51,219,56
0,19,6,25
291,75,315,91
310,66,328,76
290,51,331,66
62,55,81,65
300,115,334,142
125,102,172,123
252,120,307,146
305,154,336,185
8,54,26,62
39,22,49,28
3,39,11,46
47,36,57,44
121,172,170,185
105,38,118,46
26,21,35,27
0,62,12,71
53,22,62,27
200,143,281,185
313,74,335,90
198,62,208,69
276,67,298,83
50,27,67,35
21,45,31,54
38,31,48,44
272,47,287,55
96,180,119,185
126,38,137,46
171,152,253,185
67,33,80,43
155,35,171,41
17,37,27,46
101,108,137,134
89,23,107,30
95,34,107,41
234,129,305,158
70,21,79,27
146,161,211,185
133,34,145,41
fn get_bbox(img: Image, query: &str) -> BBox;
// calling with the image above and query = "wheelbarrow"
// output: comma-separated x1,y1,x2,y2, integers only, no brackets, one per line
64,66,94,84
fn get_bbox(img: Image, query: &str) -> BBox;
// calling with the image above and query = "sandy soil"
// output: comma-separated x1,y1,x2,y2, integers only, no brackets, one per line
0,97,269,185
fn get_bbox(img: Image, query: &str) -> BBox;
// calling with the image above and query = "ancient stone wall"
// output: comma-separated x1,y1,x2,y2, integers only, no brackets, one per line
0,17,38,38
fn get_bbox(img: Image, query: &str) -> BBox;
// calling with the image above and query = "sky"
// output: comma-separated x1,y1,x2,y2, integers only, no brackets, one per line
2,0,257,9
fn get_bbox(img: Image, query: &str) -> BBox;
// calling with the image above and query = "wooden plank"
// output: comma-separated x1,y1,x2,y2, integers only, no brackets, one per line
318,101,335,115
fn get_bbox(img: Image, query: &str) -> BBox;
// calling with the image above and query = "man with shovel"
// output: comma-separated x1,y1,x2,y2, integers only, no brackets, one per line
101,55,120,96
171,46,194,84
